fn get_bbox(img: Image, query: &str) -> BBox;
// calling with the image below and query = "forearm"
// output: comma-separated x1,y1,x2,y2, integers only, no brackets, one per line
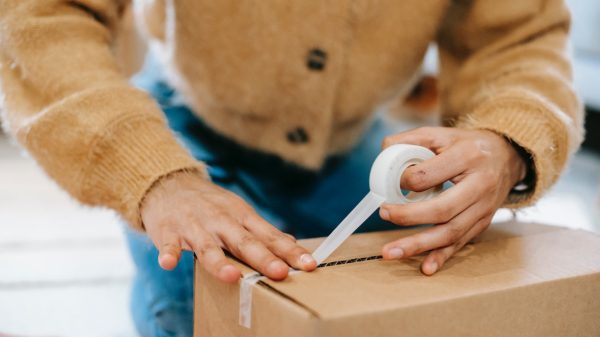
0,0,207,228
437,0,584,207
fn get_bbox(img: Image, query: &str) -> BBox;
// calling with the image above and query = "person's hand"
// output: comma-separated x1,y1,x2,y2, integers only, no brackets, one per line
140,172,317,283
379,127,527,275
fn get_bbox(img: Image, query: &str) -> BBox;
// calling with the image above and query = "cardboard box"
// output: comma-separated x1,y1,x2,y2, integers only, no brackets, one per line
194,221,600,337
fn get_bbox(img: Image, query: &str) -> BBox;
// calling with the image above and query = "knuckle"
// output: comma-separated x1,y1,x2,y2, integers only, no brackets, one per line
451,240,464,252
241,207,260,221
237,233,258,251
469,137,483,150
226,190,247,204
418,126,434,134
261,229,278,242
432,250,450,265
211,208,231,223
406,240,424,255
462,140,484,160
382,136,395,148
196,240,219,258
264,231,290,248
433,204,454,223
443,237,456,248
474,140,494,160
479,219,492,233
388,207,404,223
388,207,406,223
445,225,463,243
442,207,455,223
481,207,495,219
465,147,482,164
161,242,178,251
480,170,499,189
455,230,474,249
225,233,252,257
481,169,497,181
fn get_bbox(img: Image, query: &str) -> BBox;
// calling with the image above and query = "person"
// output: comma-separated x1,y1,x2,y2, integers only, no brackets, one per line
0,1,583,336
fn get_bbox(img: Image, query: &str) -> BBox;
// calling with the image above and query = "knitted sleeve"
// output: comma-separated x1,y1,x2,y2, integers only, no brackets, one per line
0,0,207,229
436,0,584,207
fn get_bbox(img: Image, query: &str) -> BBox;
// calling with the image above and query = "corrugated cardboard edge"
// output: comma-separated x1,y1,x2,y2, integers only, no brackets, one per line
194,261,319,337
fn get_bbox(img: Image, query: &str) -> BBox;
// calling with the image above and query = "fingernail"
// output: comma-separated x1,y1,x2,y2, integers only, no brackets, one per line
388,247,404,259
300,253,315,266
380,208,390,221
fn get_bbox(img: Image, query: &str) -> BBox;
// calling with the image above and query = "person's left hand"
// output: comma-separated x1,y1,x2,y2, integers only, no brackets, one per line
379,127,527,275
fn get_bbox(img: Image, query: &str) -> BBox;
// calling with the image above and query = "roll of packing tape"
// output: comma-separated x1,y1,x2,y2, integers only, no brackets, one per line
369,144,441,204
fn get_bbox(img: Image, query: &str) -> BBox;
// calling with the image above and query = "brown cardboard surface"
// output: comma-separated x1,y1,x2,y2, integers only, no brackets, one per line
194,221,600,337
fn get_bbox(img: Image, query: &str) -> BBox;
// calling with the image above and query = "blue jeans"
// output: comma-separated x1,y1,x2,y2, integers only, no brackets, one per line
126,59,405,337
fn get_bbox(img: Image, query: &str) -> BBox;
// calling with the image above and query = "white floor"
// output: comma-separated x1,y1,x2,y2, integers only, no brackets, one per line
0,132,599,337
0,135,138,337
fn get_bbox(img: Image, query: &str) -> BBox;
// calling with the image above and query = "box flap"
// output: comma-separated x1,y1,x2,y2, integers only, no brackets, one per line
259,221,600,320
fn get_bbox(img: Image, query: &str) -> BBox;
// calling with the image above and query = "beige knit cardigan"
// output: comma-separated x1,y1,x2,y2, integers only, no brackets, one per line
0,0,583,229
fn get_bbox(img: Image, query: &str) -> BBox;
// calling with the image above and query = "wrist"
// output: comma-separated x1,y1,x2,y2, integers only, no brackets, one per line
480,129,530,189
503,136,533,191
140,169,209,221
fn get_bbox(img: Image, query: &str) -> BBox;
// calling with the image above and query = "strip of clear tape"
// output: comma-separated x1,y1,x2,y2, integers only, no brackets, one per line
239,191,384,329
239,269,301,328
239,272,264,328
311,191,385,265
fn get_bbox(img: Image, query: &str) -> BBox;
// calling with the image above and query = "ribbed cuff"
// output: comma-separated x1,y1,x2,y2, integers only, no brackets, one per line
84,115,208,230
455,97,569,208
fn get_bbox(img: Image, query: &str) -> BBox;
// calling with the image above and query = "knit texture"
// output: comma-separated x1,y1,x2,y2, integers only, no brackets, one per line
0,0,583,227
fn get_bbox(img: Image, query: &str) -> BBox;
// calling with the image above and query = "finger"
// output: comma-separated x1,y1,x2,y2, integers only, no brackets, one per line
382,127,455,151
156,230,182,271
399,144,468,192
244,215,316,271
382,200,485,260
421,215,493,275
284,233,297,242
380,174,481,226
219,224,290,281
186,227,241,283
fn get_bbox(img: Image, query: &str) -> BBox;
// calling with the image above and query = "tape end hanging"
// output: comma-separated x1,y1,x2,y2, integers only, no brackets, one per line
239,272,263,328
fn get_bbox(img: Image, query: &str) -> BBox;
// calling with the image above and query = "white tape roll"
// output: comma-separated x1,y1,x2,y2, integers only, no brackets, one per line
369,144,441,204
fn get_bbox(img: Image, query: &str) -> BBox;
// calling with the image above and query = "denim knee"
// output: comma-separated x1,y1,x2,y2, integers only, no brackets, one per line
126,228,194,337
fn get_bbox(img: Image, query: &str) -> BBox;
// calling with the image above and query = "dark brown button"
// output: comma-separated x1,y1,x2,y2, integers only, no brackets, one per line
307,48,327,71
286,127,309,144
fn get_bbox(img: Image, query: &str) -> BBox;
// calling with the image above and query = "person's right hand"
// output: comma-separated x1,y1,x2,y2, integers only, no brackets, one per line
140,171,317,283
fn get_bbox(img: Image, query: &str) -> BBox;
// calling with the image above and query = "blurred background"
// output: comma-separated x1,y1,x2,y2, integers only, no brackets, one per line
1,1,599,336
